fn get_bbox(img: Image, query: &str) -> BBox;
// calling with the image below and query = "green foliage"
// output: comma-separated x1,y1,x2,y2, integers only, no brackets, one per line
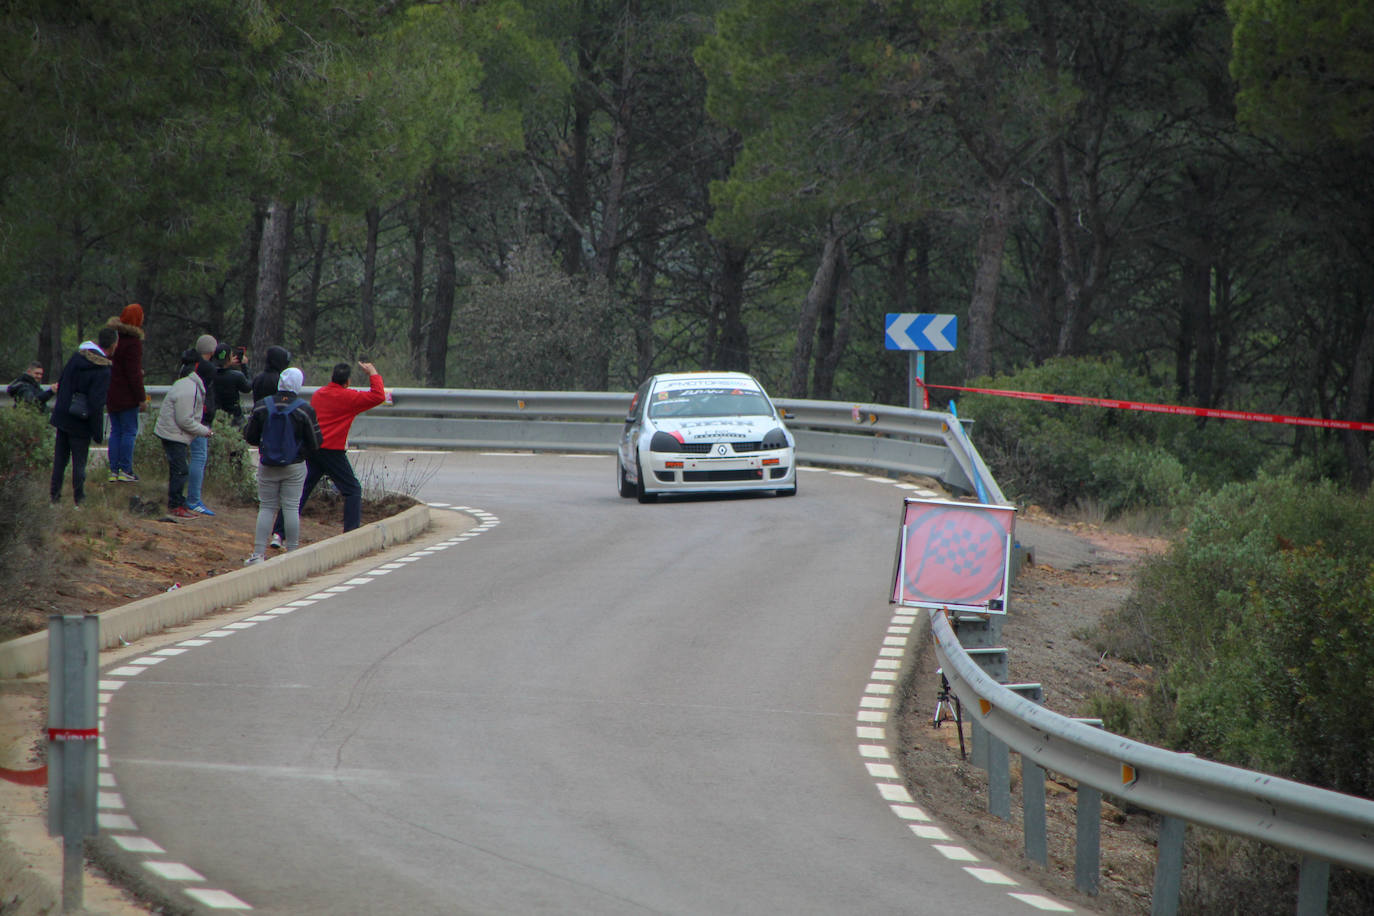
131,414,256,504
1228,0,1374,148
959,357,1217,514
1097,475,1374,795
0,405,57,476
451,246,623,389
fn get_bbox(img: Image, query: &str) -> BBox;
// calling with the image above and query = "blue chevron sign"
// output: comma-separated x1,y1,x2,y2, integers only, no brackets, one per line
885,313,958,351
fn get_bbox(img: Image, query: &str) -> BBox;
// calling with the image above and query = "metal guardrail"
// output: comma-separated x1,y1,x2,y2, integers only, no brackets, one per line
151,386,1001,499
150,384,1371,909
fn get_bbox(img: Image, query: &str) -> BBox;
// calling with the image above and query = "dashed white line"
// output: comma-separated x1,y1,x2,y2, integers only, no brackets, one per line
98,504,499,915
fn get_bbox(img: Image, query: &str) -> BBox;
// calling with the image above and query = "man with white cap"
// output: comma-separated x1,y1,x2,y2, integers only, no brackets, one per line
242,367,322,564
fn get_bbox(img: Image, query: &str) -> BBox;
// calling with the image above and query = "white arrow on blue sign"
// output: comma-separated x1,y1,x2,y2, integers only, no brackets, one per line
885,313,958,351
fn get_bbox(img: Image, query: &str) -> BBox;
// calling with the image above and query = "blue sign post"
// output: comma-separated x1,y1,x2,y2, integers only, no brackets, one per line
885,313,957,409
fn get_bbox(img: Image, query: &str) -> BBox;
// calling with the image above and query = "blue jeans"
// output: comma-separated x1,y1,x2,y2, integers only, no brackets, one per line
160,437,190,509
107,408,139,475
187,434,208,505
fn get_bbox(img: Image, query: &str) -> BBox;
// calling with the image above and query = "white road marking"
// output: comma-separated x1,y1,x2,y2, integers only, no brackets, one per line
877,783,914,803
1009,894,1075,911
143,861,204,881
933,845,980,862
184,888,252,908
108,667,146,677
889,804,929,821
866,683,895,695
97,813,137,830
965,867,1018,886
858,745,889,759
111,836,164,854
911,825,949,840
866,763,900,778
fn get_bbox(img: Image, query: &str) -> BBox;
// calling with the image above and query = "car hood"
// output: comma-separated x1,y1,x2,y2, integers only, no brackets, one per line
650,416,783,442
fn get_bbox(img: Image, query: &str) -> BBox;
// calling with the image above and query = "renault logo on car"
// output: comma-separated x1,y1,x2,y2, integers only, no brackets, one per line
716,444,728,456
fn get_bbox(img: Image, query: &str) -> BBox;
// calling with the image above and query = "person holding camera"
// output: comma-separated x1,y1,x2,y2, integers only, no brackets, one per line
212,344,252,427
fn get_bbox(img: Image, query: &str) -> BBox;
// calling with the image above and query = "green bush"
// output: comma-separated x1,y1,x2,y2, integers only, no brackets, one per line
1097,474,1374,797
132,412,255,504
0,404,56,476
958,356,1274,515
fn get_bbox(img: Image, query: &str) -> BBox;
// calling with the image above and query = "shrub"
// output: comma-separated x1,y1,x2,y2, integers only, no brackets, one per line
0,404,55,476
1097,474,1374,796
959,356,1271,515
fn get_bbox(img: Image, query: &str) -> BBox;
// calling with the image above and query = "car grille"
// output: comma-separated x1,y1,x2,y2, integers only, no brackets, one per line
683,469,765,482
669,440,767,454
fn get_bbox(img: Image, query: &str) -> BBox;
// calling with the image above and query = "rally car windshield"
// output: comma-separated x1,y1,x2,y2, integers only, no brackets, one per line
648,388,774,419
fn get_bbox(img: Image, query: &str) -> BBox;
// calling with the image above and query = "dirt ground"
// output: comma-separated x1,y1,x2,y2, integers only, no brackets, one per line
2,494,1168,915
0,484,414,642
896,507,1170,915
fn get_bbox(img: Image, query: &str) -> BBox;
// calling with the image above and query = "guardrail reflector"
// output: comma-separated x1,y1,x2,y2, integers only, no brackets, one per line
1122,763,1138,786
979,698,993,716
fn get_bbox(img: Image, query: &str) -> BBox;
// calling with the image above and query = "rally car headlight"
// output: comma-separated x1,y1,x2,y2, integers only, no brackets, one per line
762,428,790,450
650,431,682,452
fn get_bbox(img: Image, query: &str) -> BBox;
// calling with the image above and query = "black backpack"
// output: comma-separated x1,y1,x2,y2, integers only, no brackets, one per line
259,398,306,466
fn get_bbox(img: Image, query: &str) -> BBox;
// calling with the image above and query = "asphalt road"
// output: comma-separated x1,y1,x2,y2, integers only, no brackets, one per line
102,452,1076,915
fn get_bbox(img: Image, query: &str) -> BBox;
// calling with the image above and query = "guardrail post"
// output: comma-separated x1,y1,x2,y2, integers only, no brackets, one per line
1150,815,1185,916
970,719,988,769
1075,782,1101,895
988,734,1011,820
1296,856,1330,916
1023,758,1048,866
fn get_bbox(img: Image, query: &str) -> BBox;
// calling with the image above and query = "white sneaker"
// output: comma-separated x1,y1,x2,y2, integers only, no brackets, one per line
244,554,265,566
269,533,283,549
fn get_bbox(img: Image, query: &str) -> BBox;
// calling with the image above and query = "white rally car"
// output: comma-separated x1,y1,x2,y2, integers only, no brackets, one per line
617,371,797,502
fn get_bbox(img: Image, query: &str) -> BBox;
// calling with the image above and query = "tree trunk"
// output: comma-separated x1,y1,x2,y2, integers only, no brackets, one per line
632,228,659,381
360,205,380,350
714,243,750,373
787,226,844,398
300,215,328,357
966,178,1011,380
427,178,456,387
239,203,266,351
813,241,852,400
1341,307,1374,491
251,199,291,374
561,93,592,276
409,199,427,377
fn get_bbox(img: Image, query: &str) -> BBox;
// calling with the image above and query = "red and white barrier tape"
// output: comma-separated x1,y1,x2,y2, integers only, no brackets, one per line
921,383,1374,432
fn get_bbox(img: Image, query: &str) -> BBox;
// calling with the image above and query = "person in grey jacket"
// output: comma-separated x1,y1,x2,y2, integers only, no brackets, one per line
154,359,215,519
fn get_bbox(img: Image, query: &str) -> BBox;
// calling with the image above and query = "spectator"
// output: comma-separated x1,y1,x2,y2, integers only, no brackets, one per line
104,303,147,482
48,327,117,507
212,344,252,428
7,362,55,413
185,334,218,516
295,361,385,533
242,367,321,565
155,351,214,519
250,345,291,405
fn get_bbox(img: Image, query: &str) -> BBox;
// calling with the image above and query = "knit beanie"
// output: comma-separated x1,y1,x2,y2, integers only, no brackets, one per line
195,334,217,357
120,303,144,327
278,368,304,393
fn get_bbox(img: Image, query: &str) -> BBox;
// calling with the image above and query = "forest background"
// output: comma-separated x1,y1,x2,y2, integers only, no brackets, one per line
2,0,1370,492
4,1,1374,907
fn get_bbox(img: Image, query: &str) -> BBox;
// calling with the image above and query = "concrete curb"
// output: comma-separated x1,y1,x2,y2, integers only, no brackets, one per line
0,504,433,680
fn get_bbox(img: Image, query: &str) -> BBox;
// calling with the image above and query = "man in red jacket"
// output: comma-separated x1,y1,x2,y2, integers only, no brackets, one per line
294,360,385,533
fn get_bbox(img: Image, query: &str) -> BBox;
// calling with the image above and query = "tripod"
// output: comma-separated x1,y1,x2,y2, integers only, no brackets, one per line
931,669,966,759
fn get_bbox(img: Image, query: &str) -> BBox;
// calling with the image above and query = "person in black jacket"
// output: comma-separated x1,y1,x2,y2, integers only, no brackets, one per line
7,362,55,413
250,345,291,405
241,367,322,564
211,343,252,427
49,327,117,506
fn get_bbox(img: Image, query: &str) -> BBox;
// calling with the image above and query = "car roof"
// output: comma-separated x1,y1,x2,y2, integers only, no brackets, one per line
648,371,764,389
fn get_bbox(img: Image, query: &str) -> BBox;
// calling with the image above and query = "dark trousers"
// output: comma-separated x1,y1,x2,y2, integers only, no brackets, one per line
275,448,363,535
50,430,92,505
159,436,190,509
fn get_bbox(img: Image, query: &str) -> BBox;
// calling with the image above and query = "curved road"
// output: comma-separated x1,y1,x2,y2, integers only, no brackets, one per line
102,452,1075,915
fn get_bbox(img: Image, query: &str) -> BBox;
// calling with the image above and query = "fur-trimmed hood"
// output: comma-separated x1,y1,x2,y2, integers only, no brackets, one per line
77,342,112,367
105,316,146,339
